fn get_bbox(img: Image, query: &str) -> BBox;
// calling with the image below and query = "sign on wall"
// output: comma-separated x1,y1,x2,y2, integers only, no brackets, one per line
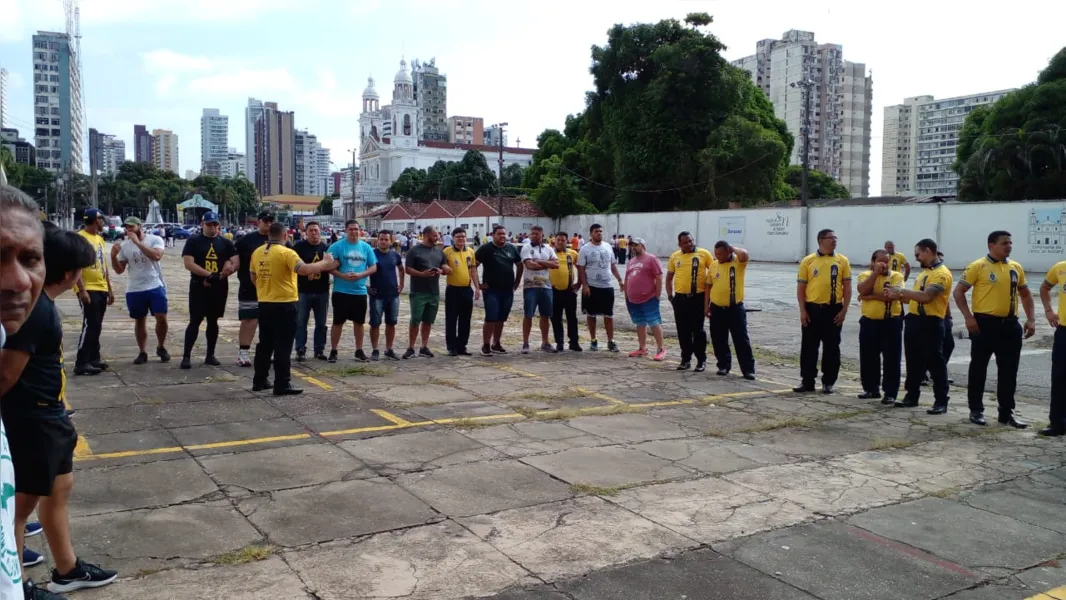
766,212,792,236
718,217,746,244
1027,206,1065,255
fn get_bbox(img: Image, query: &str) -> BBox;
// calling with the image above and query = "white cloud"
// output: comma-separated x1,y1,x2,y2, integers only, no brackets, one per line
187,69,298,97
5,70,24,89
142,49,215,73
155,73,178,97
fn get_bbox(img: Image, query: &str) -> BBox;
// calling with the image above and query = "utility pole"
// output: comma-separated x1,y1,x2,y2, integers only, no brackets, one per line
349,148,357,220
791,79,815,207
490,122,507,219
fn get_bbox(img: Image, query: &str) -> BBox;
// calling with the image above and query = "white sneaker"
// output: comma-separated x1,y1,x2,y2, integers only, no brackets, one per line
237,349,252,367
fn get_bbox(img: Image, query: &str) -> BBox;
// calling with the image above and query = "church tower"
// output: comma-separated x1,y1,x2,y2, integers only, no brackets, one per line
360,76,381,143
391,59,419,147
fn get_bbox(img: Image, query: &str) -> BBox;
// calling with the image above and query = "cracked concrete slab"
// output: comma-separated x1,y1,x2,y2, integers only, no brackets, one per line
633,437,792,474
726,425,878,458
76,557,309,600
238,478,437,547
521,445,692,488
368,383,473,405
69,501,262,574
338,429,503,475
611,477,816,543
286,521,534,600
167,417,317,455
200,444,373,493
460,496,696,581
396,459,572,517
724,461,917,514
153,397,285,428
847,497,1066,575
70,458,220,517
723,520,980,600
827,449,1003,495
649,404,763,434
464,421,612,458
565,413,691,443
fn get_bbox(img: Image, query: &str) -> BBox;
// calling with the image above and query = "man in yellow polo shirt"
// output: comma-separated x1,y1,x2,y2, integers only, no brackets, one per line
884,240,911,281
442,227,480,356
1038,259,1066,436
249,222,335,396
708,240,754,379
794,228,851,393
887,239,953,413
666,231,714,372
73,208,114,376
953,230,1036,428
550,232,581,352
856,249,905,404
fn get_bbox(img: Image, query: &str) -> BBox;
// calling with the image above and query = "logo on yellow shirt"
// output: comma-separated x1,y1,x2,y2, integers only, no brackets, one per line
989,272,997,282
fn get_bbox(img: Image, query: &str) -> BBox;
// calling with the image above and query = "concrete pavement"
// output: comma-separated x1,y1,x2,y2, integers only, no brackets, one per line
20,243,1063,599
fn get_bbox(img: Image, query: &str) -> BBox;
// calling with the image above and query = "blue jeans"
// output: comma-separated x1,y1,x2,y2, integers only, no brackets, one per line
296,292,329,354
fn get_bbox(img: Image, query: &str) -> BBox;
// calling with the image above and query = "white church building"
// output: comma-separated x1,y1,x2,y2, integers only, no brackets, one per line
351,59,535,209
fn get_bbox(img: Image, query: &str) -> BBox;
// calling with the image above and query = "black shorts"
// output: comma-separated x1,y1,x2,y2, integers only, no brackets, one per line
581,286,615,317
333,292,368,325
189,280,228,320
4,416,78,496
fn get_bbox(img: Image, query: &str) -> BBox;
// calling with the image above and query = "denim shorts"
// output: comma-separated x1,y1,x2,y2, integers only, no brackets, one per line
369,295,399,327
523,287,552,318
626,297,662,327
483,288,514,322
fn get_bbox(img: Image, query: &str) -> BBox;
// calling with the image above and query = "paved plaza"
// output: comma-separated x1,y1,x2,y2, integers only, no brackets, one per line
24,243,1065,599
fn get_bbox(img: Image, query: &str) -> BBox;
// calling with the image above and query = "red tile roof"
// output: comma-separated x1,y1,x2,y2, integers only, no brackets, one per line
419,140,535,156
377,197,544,220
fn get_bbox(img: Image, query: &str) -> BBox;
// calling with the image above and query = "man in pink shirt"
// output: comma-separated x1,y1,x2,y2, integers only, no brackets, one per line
624,238,666,360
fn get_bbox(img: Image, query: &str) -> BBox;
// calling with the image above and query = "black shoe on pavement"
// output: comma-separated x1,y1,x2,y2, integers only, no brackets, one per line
821,385,835,394
371,349,380,361
447,350,458,357
419,347,434,358
491,344,507,354
894,397,919,408
295,351,306,362
204,355,221,366
717,369,730,376
24,579,65,600
926,404,948,415
179,357,191,370
133,352,148,365
384,349,400,360
556,343,565,353
327,349,338,363
792,384,815,393
920,378,930,387
607,341,619,353
569,343,583,352
1038,425,1066,437
252,379,272,392
881,396,896,405
969,412,987,426
402,348,416,359
156,347,171,363
676,362,691,371
274,384,303,396
74,364,102,376
481,344,493,356
997,412,1028,429
315,352,328,361
90,361,109,371
458,348,473,356
694,362,706,373
857,391,880,399
743,373,756,381
355,349,370,362
49,558,117,593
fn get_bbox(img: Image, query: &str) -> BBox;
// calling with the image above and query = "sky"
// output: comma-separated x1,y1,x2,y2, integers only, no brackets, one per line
1,0,1063,196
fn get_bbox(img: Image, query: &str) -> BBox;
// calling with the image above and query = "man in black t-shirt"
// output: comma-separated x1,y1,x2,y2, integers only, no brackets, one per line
292,221,331,361
0,227,119,593
180,212,238,369
475,225,523,354
233,211,275,366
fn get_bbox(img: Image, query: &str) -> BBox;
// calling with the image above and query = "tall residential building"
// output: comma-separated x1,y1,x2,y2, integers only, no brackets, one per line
133,124,153,163
152,128,179,174
294,130,332,197
32,31,85,174
448,116,484,145
315,146,331,197
412,58,448,141
220,147,246,179
200,108,229,177
1,128,36,166
245,98,265,183
253,102,295,196
0,67,8,128
881,90,1014,197
89,128,124,174
484,124,508,148
732,30,873,197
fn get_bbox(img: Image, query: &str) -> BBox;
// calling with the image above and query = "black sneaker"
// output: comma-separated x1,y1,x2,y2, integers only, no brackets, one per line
457,348,473,356
607,341,619,353
676,362,691,371
589,340,599,352
315,352,328,361
541,343,557,353
156,347,171,363
49,558,118,592
482,344,493,356
447,349,459,357
204,355,221,366
694,362,706,373
569,343,583,352
74,364,102,376
491,344,507,354
133,352,148,365
295,350,306,362
90,361,109,371
717,369,730,376
273,384,303,396
371,349,380,361
179,357,191,370
24,579,65,600
419,347,434,358
252,379,272,392
355,349,370,362
402,348,416,359
327,349,338,363
384,349,400,360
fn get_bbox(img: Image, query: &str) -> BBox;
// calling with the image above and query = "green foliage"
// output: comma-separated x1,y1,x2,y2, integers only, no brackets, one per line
522,13,794,215
955,46,1066,200
530,156,597,218
783,166,851,201
317,196,333,215
386,150,498,201
500,163,525,193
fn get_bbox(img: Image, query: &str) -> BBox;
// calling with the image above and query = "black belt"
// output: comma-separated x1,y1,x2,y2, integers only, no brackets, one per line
975,313,1017,320
675,292,702,298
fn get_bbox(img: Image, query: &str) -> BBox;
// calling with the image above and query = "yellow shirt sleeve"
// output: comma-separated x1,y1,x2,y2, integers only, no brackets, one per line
469,249,478,268
1015,262,1028,288
960,261,981,287
797,256,810,283
841,257,852,280
667,252,678,274
857,271,869,287
285,249,302,272
890,271,904,288
930,268,952,293
1047,264,1062,287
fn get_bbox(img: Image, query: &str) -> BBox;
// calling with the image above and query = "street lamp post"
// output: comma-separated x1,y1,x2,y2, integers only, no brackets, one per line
790,79,815,207
490,122,508,221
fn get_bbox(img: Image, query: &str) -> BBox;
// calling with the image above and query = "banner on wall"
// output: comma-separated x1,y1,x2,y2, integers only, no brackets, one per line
1027,206,1065,255
766,212,792,236
718,217,746,244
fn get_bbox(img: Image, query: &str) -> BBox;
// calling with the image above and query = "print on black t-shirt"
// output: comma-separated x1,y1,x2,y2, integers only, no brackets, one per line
1,294,66,419
182,234,236,284
293,240,330,295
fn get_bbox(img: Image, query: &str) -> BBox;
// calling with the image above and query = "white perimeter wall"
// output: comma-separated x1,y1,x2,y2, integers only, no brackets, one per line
553,200,1065,272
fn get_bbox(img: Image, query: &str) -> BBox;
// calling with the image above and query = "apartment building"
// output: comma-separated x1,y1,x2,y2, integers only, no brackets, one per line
733,30,873,198
447,116,484,145
412,58,448,142
253,102,295,196
484,124,508,148
133,124,153,163
89,128,124,174
152,128,179,174
881,90,1014,196
201,108,229,177
31,31,84,173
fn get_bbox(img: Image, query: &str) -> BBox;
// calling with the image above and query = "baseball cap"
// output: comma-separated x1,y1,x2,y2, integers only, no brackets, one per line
83,208,103,223
202,211,220,224
631,237,646,246
257,211,275,222
124,216,142,226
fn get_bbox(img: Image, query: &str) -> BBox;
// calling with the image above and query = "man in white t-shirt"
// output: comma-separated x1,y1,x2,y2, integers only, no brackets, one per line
577,223,623,352
110,217,171,365
519,226,558,353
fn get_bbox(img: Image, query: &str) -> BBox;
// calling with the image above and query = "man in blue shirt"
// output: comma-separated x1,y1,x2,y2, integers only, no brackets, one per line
368,230,405,360
326,220,377,362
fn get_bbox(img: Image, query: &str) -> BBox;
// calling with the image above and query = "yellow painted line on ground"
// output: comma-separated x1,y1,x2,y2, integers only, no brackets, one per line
317,423,408,437
301,376,334,391
490,364,540,379
628,399,697,409
1034,585,1066,600
371,409,412,426
575,386,625,405
78,446,185,461
73,435,93,458
184,433,312,451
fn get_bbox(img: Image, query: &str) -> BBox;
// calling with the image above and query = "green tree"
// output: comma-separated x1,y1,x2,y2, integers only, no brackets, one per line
783,166,851,201
500,163,526,192
530,156,596,218
386,151,499,201
317,196,333,215
955,46,1066,200
388,167,430,200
